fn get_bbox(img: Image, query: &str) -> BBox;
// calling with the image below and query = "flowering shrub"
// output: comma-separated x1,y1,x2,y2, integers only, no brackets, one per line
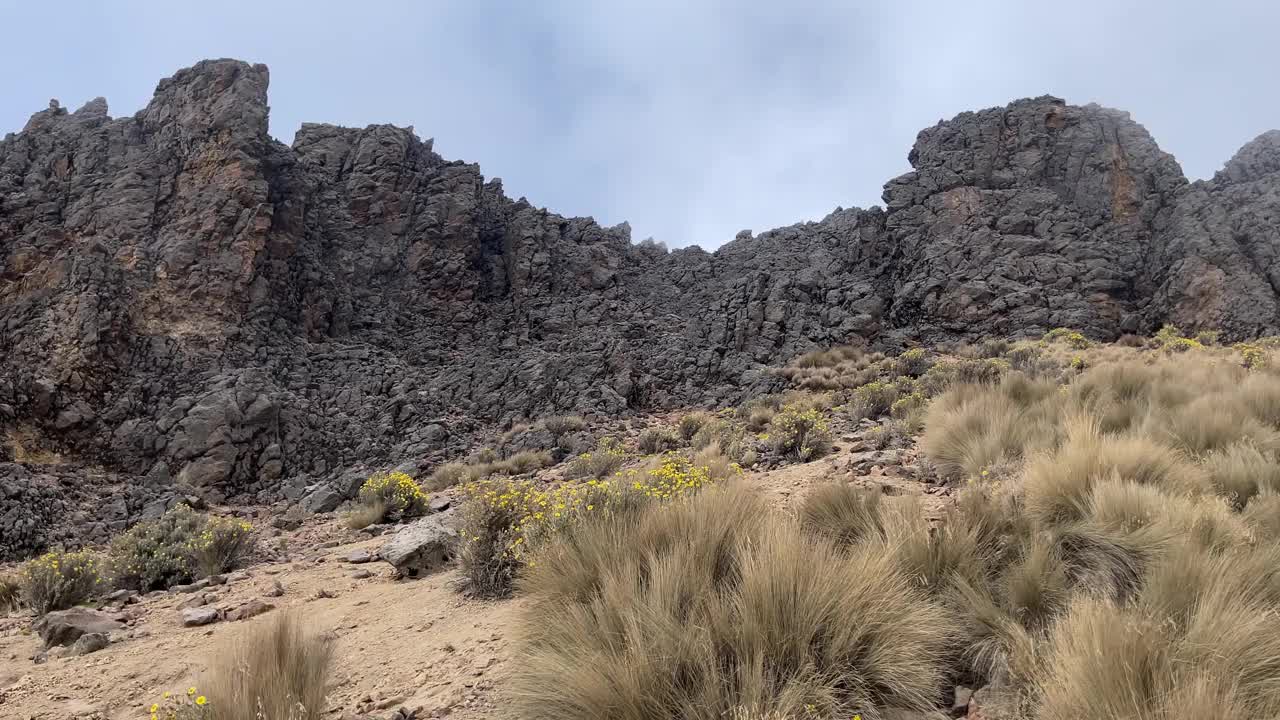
19,549,104,614
769,405,833,461
892,348,933,377
457,454,734,597
565,437,628,479
1153,324,1204,353
890,391,927,420
149,686,211,720
356,471,428,521
1043,327,1091,349
851,381,900,419
1236,342,1267,370
110,504,255,591
192,516,256,577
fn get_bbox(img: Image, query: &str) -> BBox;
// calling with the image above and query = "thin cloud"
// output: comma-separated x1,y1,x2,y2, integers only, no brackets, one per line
1,0,1276,249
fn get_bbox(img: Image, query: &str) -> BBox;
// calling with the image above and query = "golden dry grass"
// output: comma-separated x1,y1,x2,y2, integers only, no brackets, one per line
515,485,954,720
202,612,333,720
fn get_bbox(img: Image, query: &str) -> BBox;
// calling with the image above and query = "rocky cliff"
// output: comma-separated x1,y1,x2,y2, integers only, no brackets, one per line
2,59,1278,557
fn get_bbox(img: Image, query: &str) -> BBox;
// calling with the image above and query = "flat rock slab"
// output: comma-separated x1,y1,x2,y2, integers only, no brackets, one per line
35,608,125,648
377,516,457,578
346,549,375,564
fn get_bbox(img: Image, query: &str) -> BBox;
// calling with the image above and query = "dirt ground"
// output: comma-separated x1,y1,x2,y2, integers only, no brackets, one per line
0,443,946,720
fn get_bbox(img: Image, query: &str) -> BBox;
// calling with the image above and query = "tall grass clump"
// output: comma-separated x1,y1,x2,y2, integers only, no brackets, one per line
515,485,953,720
201,612,334,720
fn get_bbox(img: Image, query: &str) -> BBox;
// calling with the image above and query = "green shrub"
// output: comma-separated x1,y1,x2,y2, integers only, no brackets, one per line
110,504,207,591
636,427,679,454
565,437,628,479
19,550,105,614
851,380,900,418
356,471,428,522
890,390,927,420
1044,327,1091,349
457,482,526,598
920,358,1010,394
1195,330,1220,346
893,348,933,377
193,516,257,578
769,405,833,461
1236,342,1267,370
977,337,1011,358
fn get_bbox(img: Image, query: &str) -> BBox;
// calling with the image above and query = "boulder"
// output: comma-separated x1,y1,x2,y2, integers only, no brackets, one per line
226,599,274,621
377,516,458,578
182,607,220,627
70,632,109,656
34,608,124,648
299,483,344,514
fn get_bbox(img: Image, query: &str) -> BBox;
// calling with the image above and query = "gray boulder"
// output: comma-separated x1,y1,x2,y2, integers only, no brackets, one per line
378,516,458,578
181,606,220,627
34,608,124,648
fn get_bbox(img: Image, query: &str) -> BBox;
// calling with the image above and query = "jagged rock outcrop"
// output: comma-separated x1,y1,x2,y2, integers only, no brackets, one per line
2,59,1278,557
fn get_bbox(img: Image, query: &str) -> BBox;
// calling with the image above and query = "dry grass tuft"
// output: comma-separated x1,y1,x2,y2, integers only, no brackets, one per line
515,485,953,720
202,612,333,720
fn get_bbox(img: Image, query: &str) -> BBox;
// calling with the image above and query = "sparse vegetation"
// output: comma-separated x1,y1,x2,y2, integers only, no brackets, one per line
1043,327,1091,349
564,437,628,479
636,426,680,454
354,471,429,523
677,411,713,441
459,453,727,598
0,573,19,612
5,427,63,464
768,404,833,461
110,504,255,592
426,450,554,492
19,549,105,614
201,612,333,720
541,415,586,437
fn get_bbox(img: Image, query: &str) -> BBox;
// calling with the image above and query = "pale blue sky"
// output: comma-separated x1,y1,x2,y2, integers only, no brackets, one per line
2,1,1277,248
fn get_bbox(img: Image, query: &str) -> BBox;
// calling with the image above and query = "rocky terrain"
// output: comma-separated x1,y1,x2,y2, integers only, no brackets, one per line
3,58,1280,557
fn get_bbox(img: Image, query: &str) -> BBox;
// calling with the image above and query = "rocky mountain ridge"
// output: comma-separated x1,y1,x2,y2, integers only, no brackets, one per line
2,59,1278,557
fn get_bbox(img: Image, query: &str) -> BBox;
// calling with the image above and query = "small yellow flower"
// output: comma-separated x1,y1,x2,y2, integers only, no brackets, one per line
188,687,197,696
162,692,171,699
196,696,208,706
151,703,159,712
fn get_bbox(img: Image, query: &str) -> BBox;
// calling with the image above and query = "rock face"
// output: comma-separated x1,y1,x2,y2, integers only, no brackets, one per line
2,59,1279,557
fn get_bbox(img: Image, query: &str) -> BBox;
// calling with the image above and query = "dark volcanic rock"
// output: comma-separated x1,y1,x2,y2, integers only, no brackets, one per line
2,59,1279,558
